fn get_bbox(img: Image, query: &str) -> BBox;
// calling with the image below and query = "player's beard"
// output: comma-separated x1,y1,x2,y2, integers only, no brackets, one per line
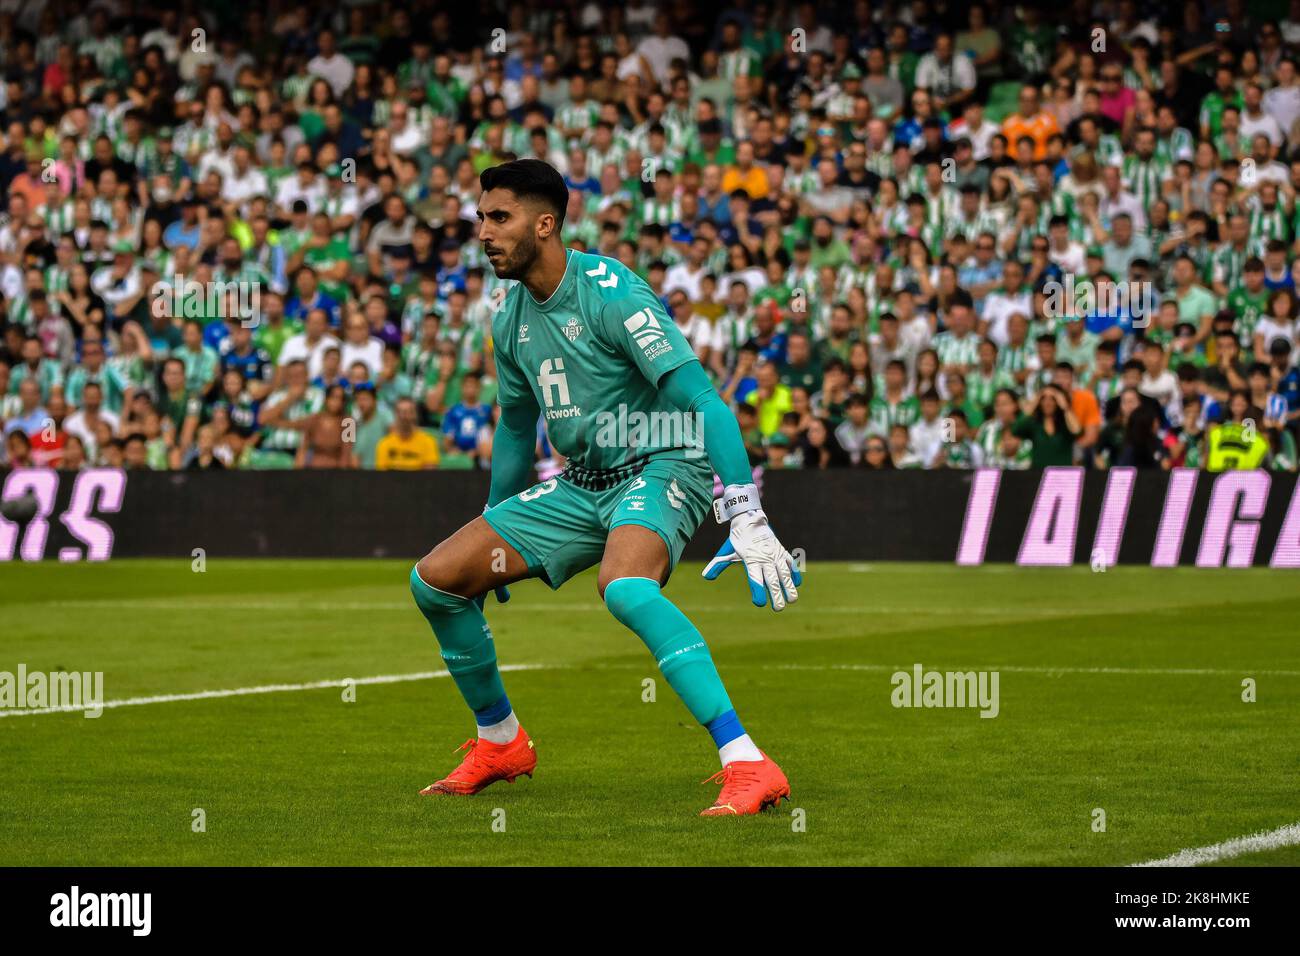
488,231,538,280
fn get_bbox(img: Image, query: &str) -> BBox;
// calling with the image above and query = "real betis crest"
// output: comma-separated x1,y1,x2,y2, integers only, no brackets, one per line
563,317,583,342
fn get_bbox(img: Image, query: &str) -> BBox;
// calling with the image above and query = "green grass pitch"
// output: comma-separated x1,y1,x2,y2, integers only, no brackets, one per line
2,559,1297,866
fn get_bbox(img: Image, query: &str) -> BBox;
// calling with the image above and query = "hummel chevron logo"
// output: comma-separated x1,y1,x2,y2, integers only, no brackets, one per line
666,479,686,510
584,260,619,288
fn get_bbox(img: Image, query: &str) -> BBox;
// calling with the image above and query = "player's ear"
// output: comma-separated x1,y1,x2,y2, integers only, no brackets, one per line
536,211,556,241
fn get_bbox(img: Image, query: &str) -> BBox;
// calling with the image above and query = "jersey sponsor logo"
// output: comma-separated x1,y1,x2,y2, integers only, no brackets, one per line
623,307,673,361
563,317,583,342
584,259,619,288
536,358,581,418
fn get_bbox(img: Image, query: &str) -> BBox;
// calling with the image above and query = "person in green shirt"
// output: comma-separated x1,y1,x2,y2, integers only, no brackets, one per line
1012,384,1081,467
65,339,130,414
1226,257,1269,356
299,215,353,305
176,319,221,396
742,361,794,437
1199,66,1243,139
349,383,394,468
869,360,920,435
8,335,65,402
686,117,737,167
250,291,300,365
1171,255,1219,343
158,357,202,467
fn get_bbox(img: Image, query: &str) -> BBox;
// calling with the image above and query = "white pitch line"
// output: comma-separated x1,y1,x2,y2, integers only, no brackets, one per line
7,658,1294,720
1130,822,1300,867
766,663,1300,678
0,663,554,718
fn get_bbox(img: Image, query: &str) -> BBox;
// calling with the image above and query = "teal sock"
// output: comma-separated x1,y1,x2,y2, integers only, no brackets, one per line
603,576,733,725
409,565,505,712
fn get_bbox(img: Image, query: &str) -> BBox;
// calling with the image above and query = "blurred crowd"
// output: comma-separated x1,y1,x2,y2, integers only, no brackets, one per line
2,0,1300,476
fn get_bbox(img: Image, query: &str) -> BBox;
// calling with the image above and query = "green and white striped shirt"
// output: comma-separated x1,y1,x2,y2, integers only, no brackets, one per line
932,330,981,369
976,417,1033,469
260,386,324,451
1118,155,1170,213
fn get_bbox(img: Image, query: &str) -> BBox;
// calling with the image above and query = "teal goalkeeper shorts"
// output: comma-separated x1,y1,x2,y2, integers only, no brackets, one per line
482,455,714,589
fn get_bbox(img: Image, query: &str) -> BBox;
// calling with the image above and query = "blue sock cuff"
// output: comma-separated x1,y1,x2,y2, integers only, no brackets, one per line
705,708,745,748
474,694,513,727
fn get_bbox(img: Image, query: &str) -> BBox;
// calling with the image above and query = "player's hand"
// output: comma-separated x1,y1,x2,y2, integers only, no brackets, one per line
702,510,801,611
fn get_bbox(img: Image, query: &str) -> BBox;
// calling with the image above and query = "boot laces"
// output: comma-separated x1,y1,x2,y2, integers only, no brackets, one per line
702,762,761,794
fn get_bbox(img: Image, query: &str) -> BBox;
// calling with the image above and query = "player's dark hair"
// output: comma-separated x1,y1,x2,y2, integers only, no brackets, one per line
480,159,569,229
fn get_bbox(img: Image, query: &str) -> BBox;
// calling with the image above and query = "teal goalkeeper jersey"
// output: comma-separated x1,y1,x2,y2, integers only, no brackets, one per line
492,248,699,470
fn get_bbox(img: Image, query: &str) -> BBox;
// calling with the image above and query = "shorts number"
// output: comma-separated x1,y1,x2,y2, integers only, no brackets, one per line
518,479,558,502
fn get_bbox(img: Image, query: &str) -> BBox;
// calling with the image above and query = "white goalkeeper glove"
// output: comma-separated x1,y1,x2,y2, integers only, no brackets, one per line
701,483,801,611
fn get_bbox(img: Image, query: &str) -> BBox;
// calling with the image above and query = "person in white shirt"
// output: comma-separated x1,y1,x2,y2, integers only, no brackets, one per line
1240,82,1285,149
1137,341,1179,412
1046,217,1087,275
306,30,355,98
981,262,1032,348
275,163,326,217
387,101,425,157
339,313,386,380
64,381,119,459
90,250,142,314
913,33,976,113
949,102,997,162
1099,164,1147,232
1245,134,1290,185
220,145,269,210
664,238,711,301
1263,59,1300,136
278,308,342,380
635,12,690,85
666,290,713,365
909,391,948,468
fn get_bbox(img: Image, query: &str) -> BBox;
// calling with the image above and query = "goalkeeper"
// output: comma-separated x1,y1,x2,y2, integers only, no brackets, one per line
410,160,801,816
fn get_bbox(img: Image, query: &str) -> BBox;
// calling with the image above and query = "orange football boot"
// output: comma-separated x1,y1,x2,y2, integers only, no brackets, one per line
420,727,537,795
700,753,790,816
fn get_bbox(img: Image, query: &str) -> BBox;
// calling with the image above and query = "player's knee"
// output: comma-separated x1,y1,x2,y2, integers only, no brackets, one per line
411,556,466,607
602,576,658,626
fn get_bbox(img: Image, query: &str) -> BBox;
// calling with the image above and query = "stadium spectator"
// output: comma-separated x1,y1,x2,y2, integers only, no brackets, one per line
376,395,440,470
0,1,1296,479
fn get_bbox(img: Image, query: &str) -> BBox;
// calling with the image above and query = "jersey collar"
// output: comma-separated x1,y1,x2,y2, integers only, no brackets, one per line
525,248,575,314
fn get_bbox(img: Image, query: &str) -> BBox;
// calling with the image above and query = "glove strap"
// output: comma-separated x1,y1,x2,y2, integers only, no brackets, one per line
713,482,761,523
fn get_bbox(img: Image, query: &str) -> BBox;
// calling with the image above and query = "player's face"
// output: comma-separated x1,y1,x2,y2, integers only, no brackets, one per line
477,188,543,280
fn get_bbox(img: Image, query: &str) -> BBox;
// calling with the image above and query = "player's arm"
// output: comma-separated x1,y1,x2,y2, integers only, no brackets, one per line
479,328,541,606
596,277,801,609
487,396,540,508
659,358,802,611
